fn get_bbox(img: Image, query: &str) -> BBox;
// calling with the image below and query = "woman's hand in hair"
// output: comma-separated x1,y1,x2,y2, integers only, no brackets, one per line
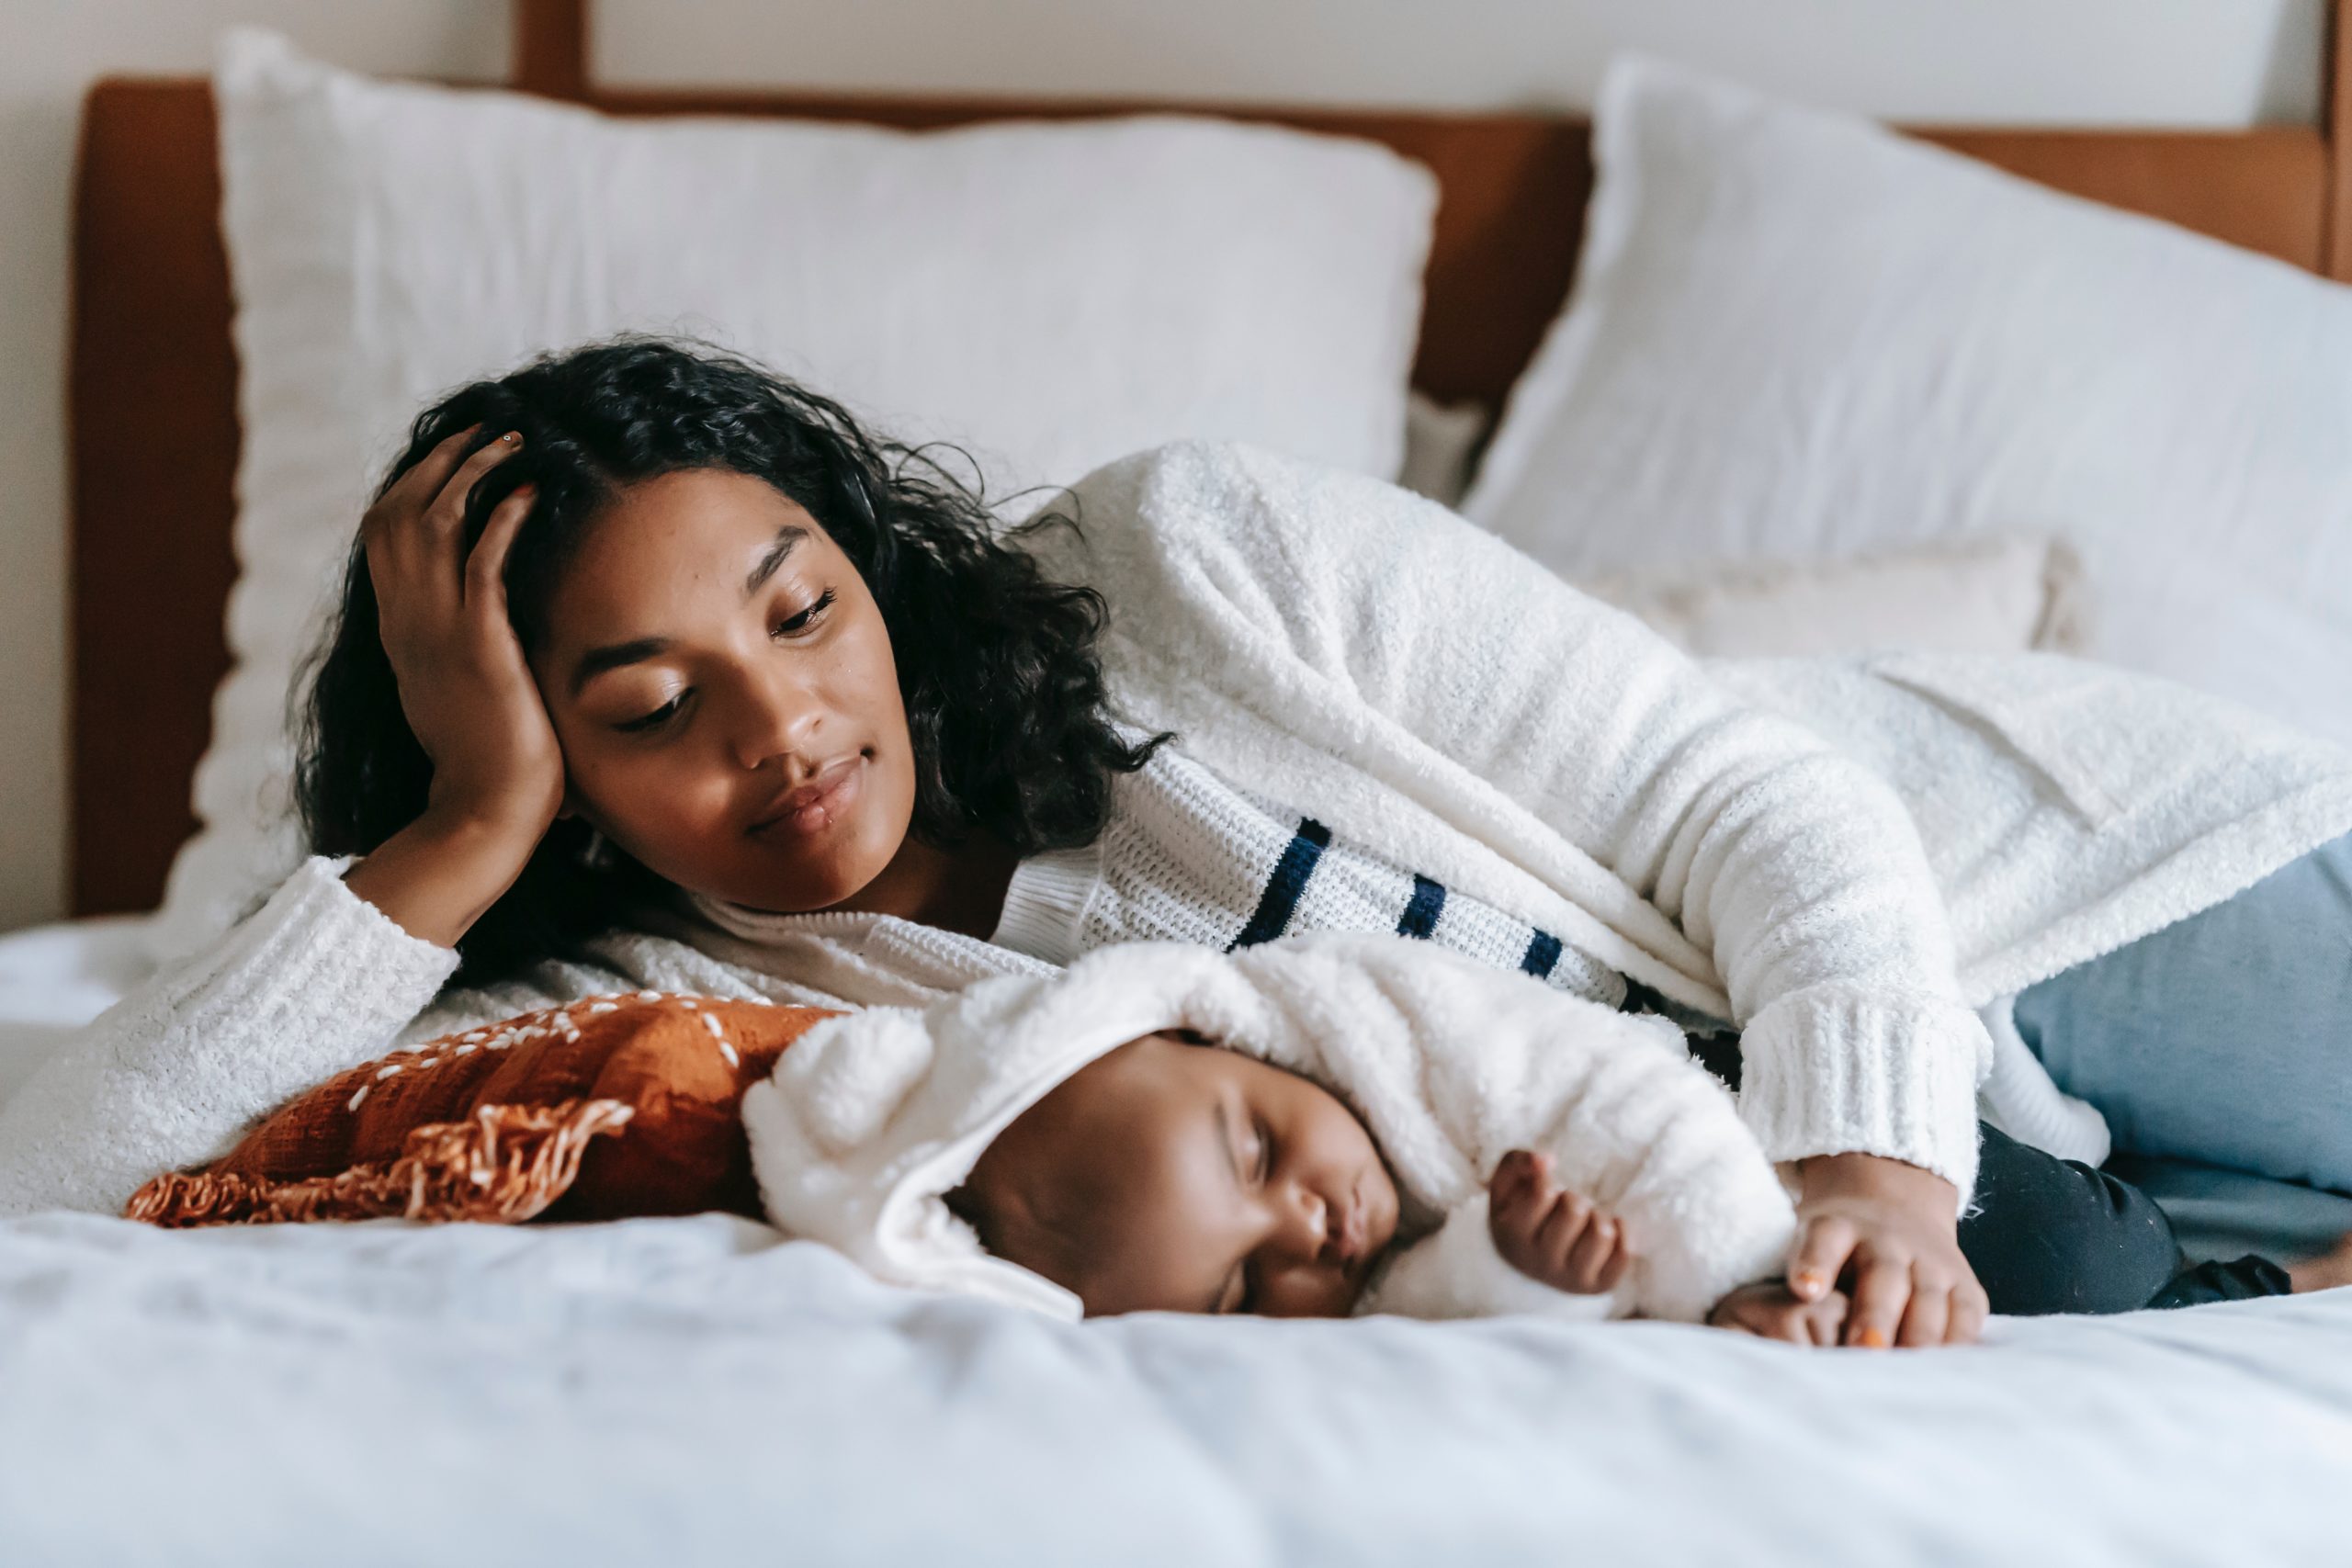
346,427,564,943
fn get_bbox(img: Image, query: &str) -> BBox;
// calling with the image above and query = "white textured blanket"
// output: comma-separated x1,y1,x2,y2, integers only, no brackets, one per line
746,931,1796,1323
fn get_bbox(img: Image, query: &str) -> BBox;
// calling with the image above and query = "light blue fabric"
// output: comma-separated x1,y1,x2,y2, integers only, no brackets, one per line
2112,1155,2352,1266
2014,830,2352,1196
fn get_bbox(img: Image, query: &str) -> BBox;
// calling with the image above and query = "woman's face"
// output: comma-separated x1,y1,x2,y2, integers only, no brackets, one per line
531,468,914,912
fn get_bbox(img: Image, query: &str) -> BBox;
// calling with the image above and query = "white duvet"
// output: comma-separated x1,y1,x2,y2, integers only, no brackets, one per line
1,1210,2347,1566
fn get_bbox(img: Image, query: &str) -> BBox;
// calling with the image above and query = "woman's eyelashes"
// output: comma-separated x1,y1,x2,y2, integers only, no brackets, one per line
777,587,835,637
616,692,688,734
607,588,836,735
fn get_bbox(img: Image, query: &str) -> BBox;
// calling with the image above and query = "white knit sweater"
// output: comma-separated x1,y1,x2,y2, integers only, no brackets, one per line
698,734,1633,1008
8,441,2352,1219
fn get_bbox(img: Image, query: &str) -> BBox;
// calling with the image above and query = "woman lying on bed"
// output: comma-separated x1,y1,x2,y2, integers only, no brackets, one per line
6,334,2350,1348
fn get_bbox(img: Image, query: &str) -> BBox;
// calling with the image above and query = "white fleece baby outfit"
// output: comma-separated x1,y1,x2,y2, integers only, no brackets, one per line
745,931,1798,1325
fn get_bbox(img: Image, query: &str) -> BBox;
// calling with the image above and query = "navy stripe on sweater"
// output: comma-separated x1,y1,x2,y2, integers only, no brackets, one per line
1227,818,1333,951
1396,874,1445,939
1520,929,1563,978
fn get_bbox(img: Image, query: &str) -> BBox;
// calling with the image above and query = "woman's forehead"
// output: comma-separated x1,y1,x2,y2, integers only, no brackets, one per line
543,472,830,631
579,470,818,570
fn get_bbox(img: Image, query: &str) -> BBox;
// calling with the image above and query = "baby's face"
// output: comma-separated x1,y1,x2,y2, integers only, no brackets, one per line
953,1032,1401,1317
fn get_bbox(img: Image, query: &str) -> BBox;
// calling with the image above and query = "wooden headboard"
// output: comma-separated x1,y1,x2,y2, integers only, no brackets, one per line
67,0,2352,917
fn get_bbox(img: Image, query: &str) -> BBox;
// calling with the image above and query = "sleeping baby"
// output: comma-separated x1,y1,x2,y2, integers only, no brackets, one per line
743,932,2347,1335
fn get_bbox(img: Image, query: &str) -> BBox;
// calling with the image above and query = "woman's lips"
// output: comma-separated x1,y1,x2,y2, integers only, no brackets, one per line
749,755,863,839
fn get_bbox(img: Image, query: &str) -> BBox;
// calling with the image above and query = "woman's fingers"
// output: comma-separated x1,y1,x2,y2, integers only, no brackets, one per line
376,423,487,517
367,428,523,612
1946,1280,1991,1346
466,482,537,615
426,431,525,541
1844,1256,1913,1348
1896,1273,1951,1348
1787,1213,1857,1302
1806,1291,1850,1347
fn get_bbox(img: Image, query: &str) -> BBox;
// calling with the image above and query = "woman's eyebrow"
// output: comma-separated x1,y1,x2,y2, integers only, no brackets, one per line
743,525,808,598
568,637,672,696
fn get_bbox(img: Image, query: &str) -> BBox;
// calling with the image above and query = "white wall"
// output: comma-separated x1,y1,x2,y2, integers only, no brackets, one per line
601,0,2326,125
0,2,505,932
0,0,2328,931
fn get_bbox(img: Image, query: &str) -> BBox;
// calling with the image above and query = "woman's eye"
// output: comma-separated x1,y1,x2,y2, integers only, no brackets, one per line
773,587,836,638
616,693,688,734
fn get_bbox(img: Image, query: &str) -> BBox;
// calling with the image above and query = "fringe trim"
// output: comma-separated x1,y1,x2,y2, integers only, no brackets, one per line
123,1098,638,1229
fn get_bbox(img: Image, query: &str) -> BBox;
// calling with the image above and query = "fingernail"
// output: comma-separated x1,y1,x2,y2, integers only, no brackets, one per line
502,431,520,444
1859,1327,1889,1349
1793,1269,1826,1298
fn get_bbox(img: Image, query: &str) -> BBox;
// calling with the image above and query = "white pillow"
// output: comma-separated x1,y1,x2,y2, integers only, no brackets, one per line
154,29,1436,961
1464,54,2352,751
1582,534,2083,660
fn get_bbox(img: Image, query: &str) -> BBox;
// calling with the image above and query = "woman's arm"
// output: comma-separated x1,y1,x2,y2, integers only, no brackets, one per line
1058,442,1995,1344
0,858,461,1216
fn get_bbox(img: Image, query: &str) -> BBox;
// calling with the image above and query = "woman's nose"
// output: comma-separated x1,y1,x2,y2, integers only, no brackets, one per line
727,664,817,772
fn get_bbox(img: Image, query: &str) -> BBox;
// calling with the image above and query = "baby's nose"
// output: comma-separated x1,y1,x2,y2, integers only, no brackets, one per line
1283,1186,1329,1258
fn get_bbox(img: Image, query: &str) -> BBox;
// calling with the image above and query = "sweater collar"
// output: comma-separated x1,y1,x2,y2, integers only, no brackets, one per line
684,890,886,945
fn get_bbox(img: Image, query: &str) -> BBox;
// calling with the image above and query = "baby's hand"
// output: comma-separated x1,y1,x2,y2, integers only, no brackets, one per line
1487,1148,1634,1296
1706,1280,1851,1346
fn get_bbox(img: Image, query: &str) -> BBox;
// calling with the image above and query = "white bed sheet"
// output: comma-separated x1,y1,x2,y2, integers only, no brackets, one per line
1,1210,2346,1566
0,915,153,1110
1,918,2346,1563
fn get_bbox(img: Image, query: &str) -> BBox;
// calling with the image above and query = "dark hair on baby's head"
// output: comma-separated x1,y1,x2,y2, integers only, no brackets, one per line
295,334,1171,985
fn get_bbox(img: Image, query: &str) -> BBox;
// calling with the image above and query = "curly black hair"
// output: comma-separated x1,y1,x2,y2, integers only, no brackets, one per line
295,334,1173,984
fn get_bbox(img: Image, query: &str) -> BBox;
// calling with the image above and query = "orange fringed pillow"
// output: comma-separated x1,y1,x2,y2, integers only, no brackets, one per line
125,992,843,1228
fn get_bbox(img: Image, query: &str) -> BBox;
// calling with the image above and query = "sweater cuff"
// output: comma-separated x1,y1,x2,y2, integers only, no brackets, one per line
1734,985,1991,1209
169,855,463,1090
275,852,461,995
986,842,1103,965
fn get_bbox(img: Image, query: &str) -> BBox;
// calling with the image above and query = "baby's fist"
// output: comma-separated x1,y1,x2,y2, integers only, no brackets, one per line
1487,1148,1633,1296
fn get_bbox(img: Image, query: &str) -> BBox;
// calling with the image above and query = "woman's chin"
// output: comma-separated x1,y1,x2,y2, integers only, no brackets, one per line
718,845,890,917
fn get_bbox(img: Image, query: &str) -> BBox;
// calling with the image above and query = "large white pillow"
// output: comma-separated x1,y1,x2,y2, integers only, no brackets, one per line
154,29,1436,961
1464,54,2352,752
1582,533,2083,660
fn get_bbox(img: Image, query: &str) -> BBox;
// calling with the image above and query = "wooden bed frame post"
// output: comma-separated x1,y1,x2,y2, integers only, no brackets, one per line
2329,0,2352,277
513,0,590,101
